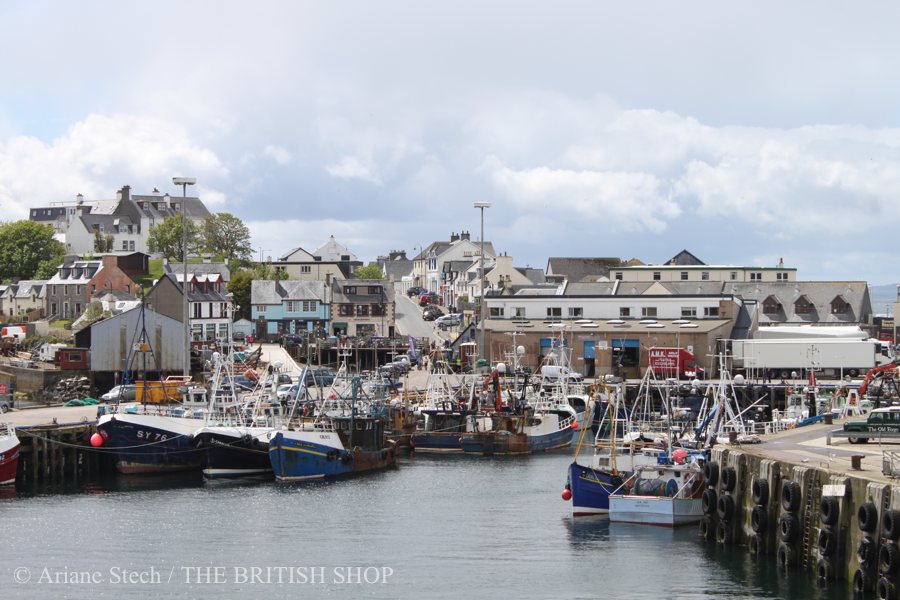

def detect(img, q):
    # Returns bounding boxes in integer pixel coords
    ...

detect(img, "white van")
[540,365,584,382]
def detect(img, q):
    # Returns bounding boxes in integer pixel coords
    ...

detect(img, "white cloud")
[0,114,229,216]
[324,156,382,185]
[263,145,292,166]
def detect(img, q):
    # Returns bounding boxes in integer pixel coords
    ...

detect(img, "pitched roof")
[545,257,622,282]
[383,259,413,281]
[664,250,706,266]
[314,236,358,262]
[165,261,231,282]
[725,281,872,325]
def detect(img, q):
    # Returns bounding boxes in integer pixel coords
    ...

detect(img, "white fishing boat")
[0,421,20,485]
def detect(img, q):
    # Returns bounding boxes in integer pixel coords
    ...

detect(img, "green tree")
[93,230,114,252]
[148,215,202,261]
[203,213,252,263]
[0,221,65,281]
[228,271,253,321]
[354,262,384,280]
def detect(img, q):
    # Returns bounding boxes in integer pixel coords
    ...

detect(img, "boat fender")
[698,516,714,541]
[858,536,877,565]
[242,434,253,445]
[750,506,767,533]
[715,520,732,545]
[853,569,872,595]
[721,467,737,492]
[819,496,839,526]
[884,509,900,540]
[326,450,340,462]
[751,478,769,506]
[781,481,802,513]
[703,462,719,487]
[776,542,795,568]
[859,502,879,533]
[341,451,354,464]
[816,558,833,582]
[878,576,897,600]
[880,542,900,575]
[717,494,735,521]
[777,512,799,543]
[817,529,837,558]
[701,489,718,516]
[748,533,763,555]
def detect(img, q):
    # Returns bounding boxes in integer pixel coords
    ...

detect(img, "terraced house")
[250,280,330,339]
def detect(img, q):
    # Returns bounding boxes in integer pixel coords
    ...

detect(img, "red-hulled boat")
[0,422,20,485]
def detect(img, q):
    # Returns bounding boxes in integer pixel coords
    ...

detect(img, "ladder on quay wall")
[801,470,819,570]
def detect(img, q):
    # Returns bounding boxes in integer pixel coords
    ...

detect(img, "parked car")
[232,331,246,341]
[423,305,443,321]
[101,384,138,403]
[406,286,427,297]
[276,384,307,402]
[305,367,337,387]
[435,313,462,330]
[539,365,585,382]
[844,406,900,443]
[419,292,441,306]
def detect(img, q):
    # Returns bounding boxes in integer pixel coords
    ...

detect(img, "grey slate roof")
[664,250,706,266]
[314,236,357,262]
[545,257,622,282]
[251,280,328,305]
[165,262,231,282]
[724,281,872,325]
[383,259,413,281]
[564,281,619,296]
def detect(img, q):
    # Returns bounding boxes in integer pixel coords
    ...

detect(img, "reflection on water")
[0,453,849,599]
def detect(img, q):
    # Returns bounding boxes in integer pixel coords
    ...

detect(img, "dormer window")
[794,295,814,315]
[762,295,782,315]
[831,296,851,315]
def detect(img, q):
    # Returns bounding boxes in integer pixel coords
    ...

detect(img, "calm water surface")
[2,453,847,599]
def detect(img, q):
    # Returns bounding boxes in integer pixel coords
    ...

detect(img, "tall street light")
[173,176,196,377]
[473,201,491,361]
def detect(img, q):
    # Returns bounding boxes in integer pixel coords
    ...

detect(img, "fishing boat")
[268,377,396,481]
[410,363,476,453]
[0,421,20,485]
[566,382,661,516]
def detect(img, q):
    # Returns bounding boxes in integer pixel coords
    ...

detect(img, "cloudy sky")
[2,1,899,284]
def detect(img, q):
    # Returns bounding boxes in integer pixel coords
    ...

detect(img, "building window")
[489,307,504,318]
[355,305,370,317]
[74,303,81,314]
[619,307,631,318]
[642,307,657,318]
[256,305,266,313]
[372,304,386,316]
[750,272,762,281]
[301,265,311,274]
[831,297,850,314]
[730,271,737,280]
[193,303,202,319]
[129,241,135,251]
[795,296,814,315]
[569,307,583,318]
[701,271,709,281]
[286,300,300,312]
[547,307,562,318]
[652,271,661,281]
[344,286,357,295]
[339,304,354,317]
[614,272,622,281]
[367,286,382,295]
[513,307,525,318]
[302,300,316,312]
[680,272,688,281]
[122,240,128,250]
[681,307,697,318]
[704,306,719,317]
[208,302,214,318]
[776,272,788,281]
[763,297,781,315]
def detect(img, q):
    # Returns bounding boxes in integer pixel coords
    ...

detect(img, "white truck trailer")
[731,338,890,379]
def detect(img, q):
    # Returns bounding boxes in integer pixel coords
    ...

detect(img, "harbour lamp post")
[473,202,491,361]
[173,176,196,377]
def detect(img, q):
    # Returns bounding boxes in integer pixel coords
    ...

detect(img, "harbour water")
[2,453,846,599]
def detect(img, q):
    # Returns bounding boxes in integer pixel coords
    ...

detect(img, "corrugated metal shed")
[89,306,185,373]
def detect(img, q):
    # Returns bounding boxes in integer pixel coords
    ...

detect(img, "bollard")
[851,454,865,470]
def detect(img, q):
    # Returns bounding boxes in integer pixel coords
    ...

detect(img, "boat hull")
[0,434,20,485]
[96,414,203,474]
[460,431,531,456]
[193,427,274,480]
[568,461,624,516]
[608,495,703,527]
[268,431,396,481]
[409,432,463,454]
[527,424,573,452]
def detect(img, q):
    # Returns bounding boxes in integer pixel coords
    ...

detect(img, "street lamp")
[173,176,196,377]
[473,201,491,361]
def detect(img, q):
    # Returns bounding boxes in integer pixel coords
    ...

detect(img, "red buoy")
[561,488,572,501]
[90,433,104,447]
[570,420,579,430]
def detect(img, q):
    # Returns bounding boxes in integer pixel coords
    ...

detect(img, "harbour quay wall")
[700,444,897,595]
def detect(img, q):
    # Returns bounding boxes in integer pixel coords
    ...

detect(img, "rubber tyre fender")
[751,506,767,533]
[704,462,719,487]
[699,516,714,541]
[877,576,897,600]
[885,509,900,541]
[859,536,878,566]
[751,478,769,506]
[880,542,900,576]
[717,494,736,521]
[748,533,763,556]
[778,512,799,543]
[721,467,737,493]
[241,434,253,445]
[854,568,873,595]
[715,520,732,545]
[860,502,879,533]
[701,488,718,516]
[820,496,840,527]
[816,557,834,582]
[776,542,795,568]
[340,451,354,464]
[818,528,837,558]
[781,480,802,512]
